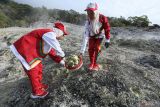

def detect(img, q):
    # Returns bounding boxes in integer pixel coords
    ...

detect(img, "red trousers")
[23,63,44,94]
[88,38,103,64]
[22,49,63,94]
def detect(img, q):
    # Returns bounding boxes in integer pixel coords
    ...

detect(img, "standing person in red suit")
[80,2,111,71]
[10,22,69,99]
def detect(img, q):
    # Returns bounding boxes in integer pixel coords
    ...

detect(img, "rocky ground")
[0,23,160,107]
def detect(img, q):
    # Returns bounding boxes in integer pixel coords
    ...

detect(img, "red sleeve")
[100,14,111,40]
[48,48,63,63]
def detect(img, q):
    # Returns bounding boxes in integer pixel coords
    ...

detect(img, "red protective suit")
[88,14,110,70]
[13,29,63,95]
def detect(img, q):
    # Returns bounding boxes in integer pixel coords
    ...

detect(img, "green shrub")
[0,0,152,28]
[0,11,10,27]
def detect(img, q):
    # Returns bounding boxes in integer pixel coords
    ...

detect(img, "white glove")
[60,59,65,66]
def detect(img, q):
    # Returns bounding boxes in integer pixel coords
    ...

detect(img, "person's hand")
[105,42,110,49]
[60,59,65,67]
[79,53,83,59]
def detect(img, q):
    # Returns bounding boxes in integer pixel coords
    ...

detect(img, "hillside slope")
[0,24,160,107]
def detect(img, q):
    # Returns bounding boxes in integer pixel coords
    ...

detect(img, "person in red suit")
[80,2,111,71]
[10,22,69,99]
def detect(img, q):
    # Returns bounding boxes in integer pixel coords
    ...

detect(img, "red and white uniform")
[10,28,65,95]
[80,14,110,54]
[10,29,65,70]
[81,2,111,71]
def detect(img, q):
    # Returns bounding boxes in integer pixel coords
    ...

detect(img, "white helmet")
[85,2,98,11]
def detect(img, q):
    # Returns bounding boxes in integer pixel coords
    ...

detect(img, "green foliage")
[9,2,33,20]
[0,0,10,4]
[0,10,10,27]
[0,0,152,28]
[0,0,33,27]
[109,17,128,27]
[128,15,150,27]
[48,9,86,25]
[108,15,150,27]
